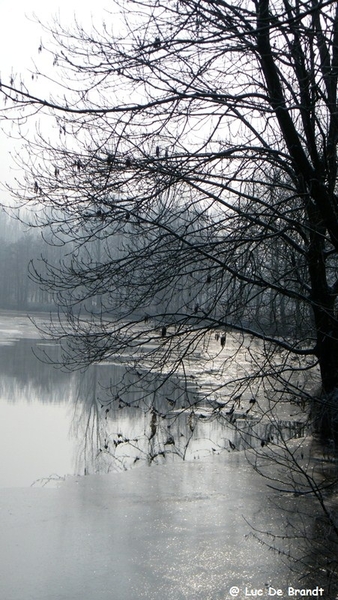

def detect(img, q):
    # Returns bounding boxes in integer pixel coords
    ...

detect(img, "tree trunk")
[304,197,338,441]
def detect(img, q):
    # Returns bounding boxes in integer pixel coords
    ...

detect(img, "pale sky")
[0,0,113,200]
[0,0,113,73]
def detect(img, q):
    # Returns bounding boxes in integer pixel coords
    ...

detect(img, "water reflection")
[0,337,78,487]
[0,332,235,486]
[71,362,228,476]
[0,314,336,593]
[0,338,77,404]
[0,331,311,486]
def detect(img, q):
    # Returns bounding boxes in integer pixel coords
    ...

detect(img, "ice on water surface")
[0,456,290,600]
[0,312,328,599]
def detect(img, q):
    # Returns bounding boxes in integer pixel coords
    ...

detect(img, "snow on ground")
[0,454,295,600]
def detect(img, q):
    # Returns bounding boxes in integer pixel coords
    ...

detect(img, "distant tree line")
[0,210,61,310]
[0,199,306,331]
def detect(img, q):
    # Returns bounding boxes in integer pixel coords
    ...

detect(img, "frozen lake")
[0,311,310,488]
[0,312,77,487]
[0,312,237,487]
[0,454,300,600]
[0,311,335,598]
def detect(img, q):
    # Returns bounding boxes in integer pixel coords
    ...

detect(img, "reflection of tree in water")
[72,363,338,592]
[72,353,251,475]
[72,363,208,473]
[71,345,314,470]
[72,366,107,475]
[0,338,76,404]
[68,334,337,592]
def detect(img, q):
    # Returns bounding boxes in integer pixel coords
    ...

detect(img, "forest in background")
[0,209,61,310]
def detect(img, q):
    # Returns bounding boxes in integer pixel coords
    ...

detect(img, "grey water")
[0,311,336,598]
[0,313,75,487]
[0,306,318,493]
[0,311,236,487]
[0,311,309,488]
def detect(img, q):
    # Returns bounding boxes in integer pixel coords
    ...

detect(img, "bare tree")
[1,0,338,586]
[2,0,338,427]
